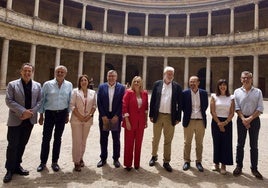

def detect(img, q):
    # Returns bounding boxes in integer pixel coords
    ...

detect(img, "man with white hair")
[37,65,73,172]
[149,66,182,172]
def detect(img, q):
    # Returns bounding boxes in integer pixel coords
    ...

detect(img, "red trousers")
[124,127,145,168]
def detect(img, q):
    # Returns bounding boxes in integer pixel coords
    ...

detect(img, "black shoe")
[149,156,158,166]
[233,166,242,176]
[15,166,29,176]
[51,163,60,172]
[125,167,132,171]
[97,160,106,168]
[183,162,190,171]
[3,171,12,183]
[163,163,172,172]
[196,162,204,172]
[113,160,120,168]
[37,163,46,172]
[251,169,263,180]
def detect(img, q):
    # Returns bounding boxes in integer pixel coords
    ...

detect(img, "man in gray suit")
[3,63,42,183]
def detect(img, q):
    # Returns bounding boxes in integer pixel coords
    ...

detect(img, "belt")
[159,112,171,115]
[191,118,202,120]
[47,109,67,113]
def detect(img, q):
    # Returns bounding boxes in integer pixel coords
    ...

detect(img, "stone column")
[186,13,190,37]
[253,55,259,87]
[206,57,211,93]
[121,54,126,84]
[184,57,189,89]
[165,14,169,37]
[103,9,108,32]
[230,7,234,34]
[81,4,86,29]
[164,57,168,68]
[0,39,9,89]
[6,0,12,9]
[59,0,64,25]
[142,56,147,89]
[30,44,36,78]
[124,12,129,35]
[229,56,234,94]
[254,2,259,30]
[78,51,84,76]
[100,53,105,83]
[208,11,212,36]
[34,0,40,17]
[55,48,61,67]
[145,13,149,36]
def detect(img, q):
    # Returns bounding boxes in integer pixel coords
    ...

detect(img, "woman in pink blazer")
[122,76,148,171]
[70,75,96,171]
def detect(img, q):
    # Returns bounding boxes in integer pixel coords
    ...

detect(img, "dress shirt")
[234,86,264,116]
[159,82,172,114]
[190,89,203,119]
[108,83,115,112]
[39,78,73,113]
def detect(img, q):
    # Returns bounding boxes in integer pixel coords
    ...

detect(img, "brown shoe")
[251,169,263,180]
[74,163,81,172]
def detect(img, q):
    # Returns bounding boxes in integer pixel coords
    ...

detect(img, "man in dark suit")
[149,66,182,172]
[97,70,125,168]
[182,76,208,172]
[3,63,42,183]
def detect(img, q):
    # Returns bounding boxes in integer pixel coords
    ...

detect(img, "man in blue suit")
[3,63,42,183]
[182,76,208,172]
[97,70,125,168]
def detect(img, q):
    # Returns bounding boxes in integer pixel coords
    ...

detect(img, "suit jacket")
[97,82,125,126]
[70,88,97,126]
[149,80,182,126]
[122,89,148,130]
[182,88,208,128]
[5,78,42,126]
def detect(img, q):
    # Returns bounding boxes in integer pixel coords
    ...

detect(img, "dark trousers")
[99,124,121,161]
[211,117,233,165]
[236,116,260,170]
[5,121,33,172]
[40,109,67,164]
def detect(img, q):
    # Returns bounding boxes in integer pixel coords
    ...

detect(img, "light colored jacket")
[70,88,97,125]
[5,79,42,126]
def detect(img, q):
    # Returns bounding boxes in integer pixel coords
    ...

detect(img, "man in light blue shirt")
[233,71,264,180]
[37,65,73,172]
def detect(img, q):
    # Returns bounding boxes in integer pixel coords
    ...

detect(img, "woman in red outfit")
[122,76,148,171]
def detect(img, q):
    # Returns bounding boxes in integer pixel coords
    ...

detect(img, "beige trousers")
[152,113,175,163]
[183,119,205,163]
[71,122,91,163]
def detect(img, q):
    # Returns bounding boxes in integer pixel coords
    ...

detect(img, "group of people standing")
[3,63,264,184]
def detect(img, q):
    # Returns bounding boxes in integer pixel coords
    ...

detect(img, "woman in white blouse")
[210,79,235,175]
[70,75,96,171]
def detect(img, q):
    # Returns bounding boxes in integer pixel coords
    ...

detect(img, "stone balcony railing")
[1,7,268,49]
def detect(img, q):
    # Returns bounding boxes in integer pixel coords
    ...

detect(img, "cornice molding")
[74,0,260,14]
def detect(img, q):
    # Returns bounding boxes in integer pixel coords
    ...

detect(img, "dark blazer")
[97,82,125,126]
[5,78,42,126]
[182,88,208,128]
[149,80,182,126]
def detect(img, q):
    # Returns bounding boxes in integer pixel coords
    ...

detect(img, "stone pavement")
[0,89,268,188]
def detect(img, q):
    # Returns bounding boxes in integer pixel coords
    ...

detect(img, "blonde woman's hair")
[130,76,143,91]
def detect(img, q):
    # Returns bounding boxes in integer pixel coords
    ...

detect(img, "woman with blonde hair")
[122,76,148,171]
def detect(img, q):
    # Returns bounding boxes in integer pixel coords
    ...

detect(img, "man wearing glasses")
[233,71,264,180]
